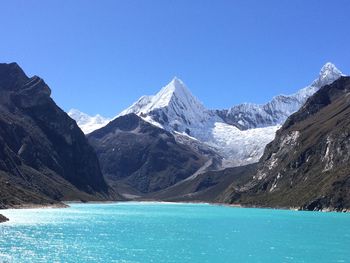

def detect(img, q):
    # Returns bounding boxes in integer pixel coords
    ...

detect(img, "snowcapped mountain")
[311,62,344,88]
[217,62,344,130]
[118,78,278,167]
[119,77,221,137]
[117,62,344,167]
[70,62,345,168]
[68,109,110,134]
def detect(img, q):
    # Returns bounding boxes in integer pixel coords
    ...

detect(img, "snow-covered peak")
[120,77,204,114]
[166,77,187,94]
[312,62,344,88]
[68,109,110,134]
[149,76,199,109]
[118,77,217,135]
[320,62,342,77]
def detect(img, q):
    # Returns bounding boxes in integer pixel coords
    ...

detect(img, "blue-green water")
[1,202,350,263]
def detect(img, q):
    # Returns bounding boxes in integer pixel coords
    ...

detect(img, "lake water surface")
[0,202,349,262]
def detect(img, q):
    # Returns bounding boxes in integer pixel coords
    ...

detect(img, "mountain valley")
[0,61,349,212]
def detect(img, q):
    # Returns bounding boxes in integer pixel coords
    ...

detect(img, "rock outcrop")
[0,214,9,223]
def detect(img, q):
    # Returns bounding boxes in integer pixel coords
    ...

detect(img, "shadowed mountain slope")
[0,63,118,208]
[88,113,209,197]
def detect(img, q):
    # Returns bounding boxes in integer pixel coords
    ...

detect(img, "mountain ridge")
[217,62,344,130]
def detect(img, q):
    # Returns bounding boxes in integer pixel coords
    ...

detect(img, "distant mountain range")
[70,62,344,167]
[67,62,348,204]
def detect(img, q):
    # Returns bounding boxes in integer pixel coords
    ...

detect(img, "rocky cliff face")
[88,113,208,197]
[146,163,257,202]
[0,63,116,208]
[222,76,350,211]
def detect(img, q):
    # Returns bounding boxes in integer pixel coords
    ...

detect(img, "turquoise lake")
[0,202,350,263]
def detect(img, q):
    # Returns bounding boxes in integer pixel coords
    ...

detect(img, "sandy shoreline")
[0,202,68,211]
[0,202,68,223]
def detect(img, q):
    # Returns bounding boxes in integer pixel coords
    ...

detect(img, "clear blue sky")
[1,0,349,117]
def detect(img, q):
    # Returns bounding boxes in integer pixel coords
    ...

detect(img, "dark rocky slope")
[88,113,208,197]
[145,163,257,202]
[221,76,350,211]
[0,63,117,208]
